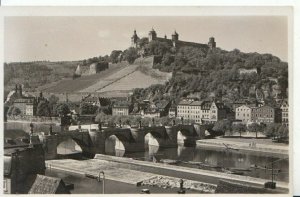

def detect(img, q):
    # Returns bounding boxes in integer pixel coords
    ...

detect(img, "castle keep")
[131,28,216,50]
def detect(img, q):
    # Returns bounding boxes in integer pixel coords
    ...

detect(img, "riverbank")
[46,155,289,193]
[45,159,216,193]
[196,138,288,156]
[93,154,288,191]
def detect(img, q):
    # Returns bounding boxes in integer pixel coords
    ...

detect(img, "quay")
[196,138,289,156]
[46,154,289,193]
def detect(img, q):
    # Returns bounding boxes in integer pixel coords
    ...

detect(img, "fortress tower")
[148,28,157,42]
[171,30,179,42]
[131,30,139,48]
[208,37,216,50]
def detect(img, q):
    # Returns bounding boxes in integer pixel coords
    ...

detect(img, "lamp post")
[97,171,105,194]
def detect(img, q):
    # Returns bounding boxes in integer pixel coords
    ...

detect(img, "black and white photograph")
[1,5,295,195]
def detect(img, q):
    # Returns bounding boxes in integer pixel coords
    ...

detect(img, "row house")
[280,100,289,126]
[177,100,226,124]
[235,105,253,124]
[112,103,131,116]
[235,104,282,124]
[13,97,38,116]
[251,105,281,124]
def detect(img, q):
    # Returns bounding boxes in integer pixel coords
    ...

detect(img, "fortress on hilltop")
[131,28,216,51]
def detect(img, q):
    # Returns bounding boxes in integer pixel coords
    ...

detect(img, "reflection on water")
[7,121,288,183]
[124,145,289,182]
[59,138,288,182]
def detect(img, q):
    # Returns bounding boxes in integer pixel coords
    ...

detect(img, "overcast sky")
[4,16,288,62]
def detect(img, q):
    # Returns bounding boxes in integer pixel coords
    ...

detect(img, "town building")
[112,103,131,116]
[235,105,253,124]
[168,105,177,118]
[4,137,45,194]
[189,101,203,124]
[280,100,289,126]
[177,99,226,124]
[8,84,42,116]
[251,105,281,124]
[177,100,193,121]
[29,175,71,194]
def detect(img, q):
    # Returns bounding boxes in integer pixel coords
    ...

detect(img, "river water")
[57,139,288,183]
[5,122,289,183]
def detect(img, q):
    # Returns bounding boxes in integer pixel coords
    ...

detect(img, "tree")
[248,123,263,138]
[110,50,122,63]
[277,125,289,138]
[36,101,51,117]
[123,47,138,64]
[80,103,98,115]
[212,120,232,136]
[232,123,246,137]
[12,107,21,116]
[48,95,59,115]
[55,103,70,117]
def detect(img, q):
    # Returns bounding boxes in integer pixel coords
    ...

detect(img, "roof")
[201,101,212,110]
[4,137,30,150]
[14,97,35,103]
[178,100,193,105]
[190,101,203,106]
[29,175,69,194]
[83,96,100,103]
[155,100,170,109]
[215,102,225,109]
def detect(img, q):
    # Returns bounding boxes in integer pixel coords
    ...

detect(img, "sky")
[4,16,288,62]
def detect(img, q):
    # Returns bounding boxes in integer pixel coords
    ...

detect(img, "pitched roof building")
[29,175,70,194]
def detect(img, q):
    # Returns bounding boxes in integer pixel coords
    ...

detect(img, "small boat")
[222,168,244,175]
[250,164,281,171]
[223,143,239,151]
[160,159,180,165]
[182,161,204,165]
[230,167,251,172]
[198,163,222,169]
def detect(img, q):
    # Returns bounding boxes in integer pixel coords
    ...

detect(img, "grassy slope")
[41,57,171,94]
[38,61,128,93]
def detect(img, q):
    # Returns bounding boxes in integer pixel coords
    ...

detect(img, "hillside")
[34,56,171,95]
[132,46,288,105]
[4,61,81,94]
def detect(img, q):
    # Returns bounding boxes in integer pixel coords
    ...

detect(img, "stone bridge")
[38,124,212,160]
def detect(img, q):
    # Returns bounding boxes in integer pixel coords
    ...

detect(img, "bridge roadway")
[38,124,211,159]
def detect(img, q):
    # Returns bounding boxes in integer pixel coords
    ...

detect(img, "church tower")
[208,37,216,50]
[131,30,139,48]
[148,28,157,42]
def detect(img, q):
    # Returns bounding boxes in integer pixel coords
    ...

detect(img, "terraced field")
[39,62,128,93]
[41,56,171,95]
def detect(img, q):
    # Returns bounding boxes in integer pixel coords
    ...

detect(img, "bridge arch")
[104,128,135,156]
[56,135,94,158]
